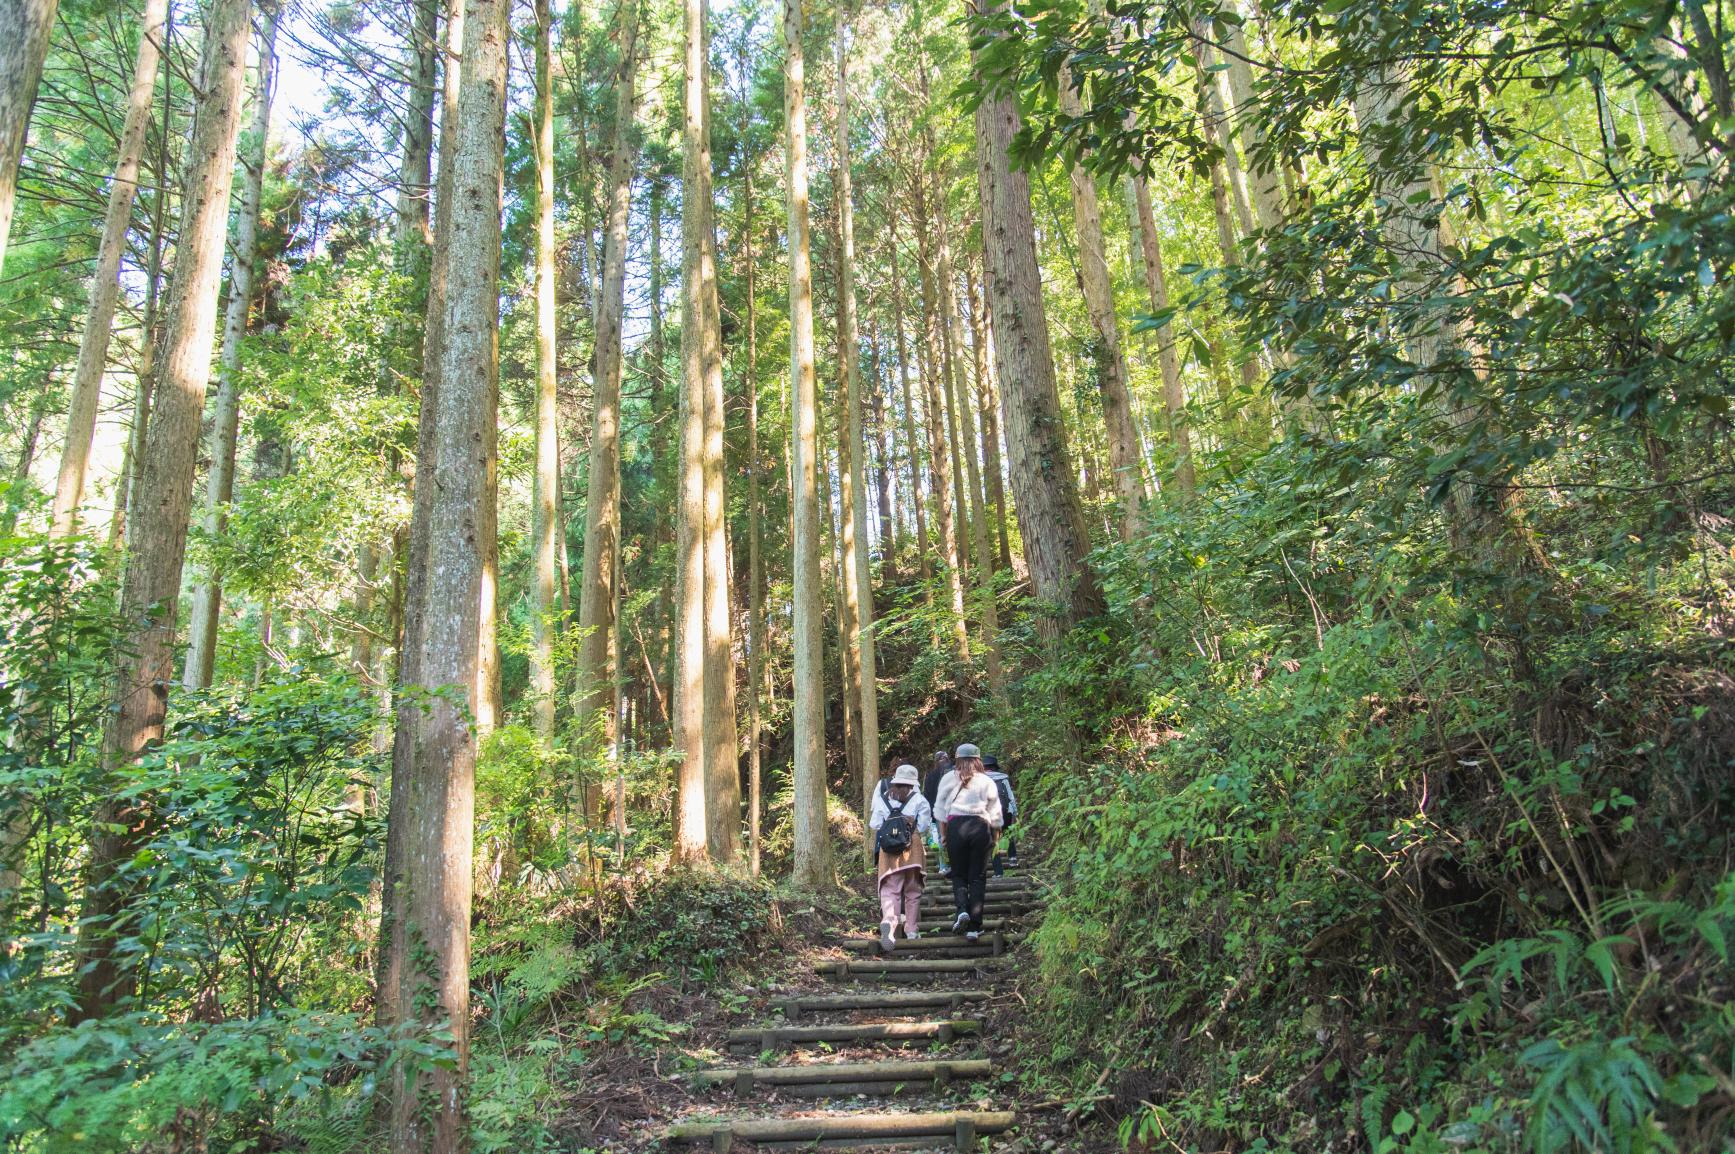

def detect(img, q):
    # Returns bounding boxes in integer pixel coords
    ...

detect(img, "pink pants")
[878,868,924,935]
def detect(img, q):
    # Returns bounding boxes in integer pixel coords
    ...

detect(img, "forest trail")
[665,872,1039,1150]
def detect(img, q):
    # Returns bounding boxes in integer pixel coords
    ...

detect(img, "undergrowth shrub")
[1010,440,1735,1153]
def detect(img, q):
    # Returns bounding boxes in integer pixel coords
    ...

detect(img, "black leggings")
[946,816,994,930]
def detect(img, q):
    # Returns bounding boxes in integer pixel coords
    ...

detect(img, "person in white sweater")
[933,742,1002,939]
[869,763,934,951]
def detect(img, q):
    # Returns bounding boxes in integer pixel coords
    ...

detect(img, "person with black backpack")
[869,763,935,951]
[934,743,1003,940]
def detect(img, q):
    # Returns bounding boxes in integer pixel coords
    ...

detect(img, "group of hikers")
[867,743,1019,952]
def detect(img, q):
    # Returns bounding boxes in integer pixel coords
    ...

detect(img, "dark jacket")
[923,760,951,808]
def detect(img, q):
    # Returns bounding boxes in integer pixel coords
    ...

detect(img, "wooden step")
[772,990,989,1021]
[691,1057,991,1096]
[841,931,1023,957]
[667,1108,1017,1150]
[727,1020,979,1051]
[819,957,1003,981]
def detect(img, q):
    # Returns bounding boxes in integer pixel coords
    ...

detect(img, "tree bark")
[674,0,712,863]
[1058,71,1145,538]
[183,1,280,691]
[834,18,881,867]
[912,183,969,661]
[109,123,171,552]
[742,83,764,877]
[50,0,169,537]
[888,217,931,587]
[971,8,1103,631]
[784,0,830,890]
[377,0,459,1068]
[968,271,1013,568]
[382,0,507,1146]
[71,0,254,1022]
[1128,175,1195,496]
[0,0,58,276]
[699,167,741,862]
[529,0,562,741]
[1353,62,1545,575]
[574,0,639,752]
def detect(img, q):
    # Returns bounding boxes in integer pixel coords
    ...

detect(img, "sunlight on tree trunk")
[381,0,508,1145]
[50,0,169,537]
[0,0,58,277]
[183,2,281,691]
[72,0,255,1023]
[785,0,830,891]
[575,0,640,756]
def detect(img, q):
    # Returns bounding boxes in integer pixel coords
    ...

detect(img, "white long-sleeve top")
[934,770,1003,830]
[869,785,934,836]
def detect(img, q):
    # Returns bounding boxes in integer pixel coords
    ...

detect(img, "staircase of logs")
[667,870,1039,1150]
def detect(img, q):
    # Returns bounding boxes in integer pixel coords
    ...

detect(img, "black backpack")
[992,775,1016,831]
[876,781,916,856]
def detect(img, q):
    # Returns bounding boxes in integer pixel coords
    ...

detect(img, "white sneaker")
[952,911,969,933]
[879,921,896,952]
[906,929,921,941]
[965,930,981,942]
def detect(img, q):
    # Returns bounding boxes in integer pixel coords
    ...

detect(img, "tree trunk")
[1058,72,1145,538]
[834,19,881,868]
[691,0,740,865]
[574,0,639,752]
[183,2,280,691]
[1128,175,1195,496]
[955,264,1005,697]
[889,218,931,588]
[377,0,460,1066]
[697,90,739,864]
[50,0,169,536]
[912,183,970,662]
[1353,63,1546,577]
[380,0,506,1146]
[742,86,764,877]
[529,0,561,741]
[109,142,171,551]
[71,0,254,1022]
[971,10,1103,632]
[968,272,1013,567]
[867,323,895,561]
[0,0,58,276]
[784,0,830,890]
[674,0,712,863]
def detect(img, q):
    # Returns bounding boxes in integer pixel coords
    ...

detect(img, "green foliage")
[1009,452,1735,1150]
[0,1009,455,1154]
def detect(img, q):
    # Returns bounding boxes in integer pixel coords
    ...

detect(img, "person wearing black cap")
[983,754,1019,873]
[933,742,1003,939]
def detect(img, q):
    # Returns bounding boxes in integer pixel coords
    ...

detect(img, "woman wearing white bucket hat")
[869,763,934,951]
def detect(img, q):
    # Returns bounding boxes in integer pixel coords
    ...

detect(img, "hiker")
[934,742,1002,940]
[984,754,1019,874]
[869,763,935,952]
[923,750,952,876]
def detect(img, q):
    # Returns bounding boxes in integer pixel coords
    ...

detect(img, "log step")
[691,1057,991,1094]
[772,990,989,1021]
[666,1108,1017,1150]
[727,1020,979,1051]
[819,958,1004,981]
[842,932,1023,956]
